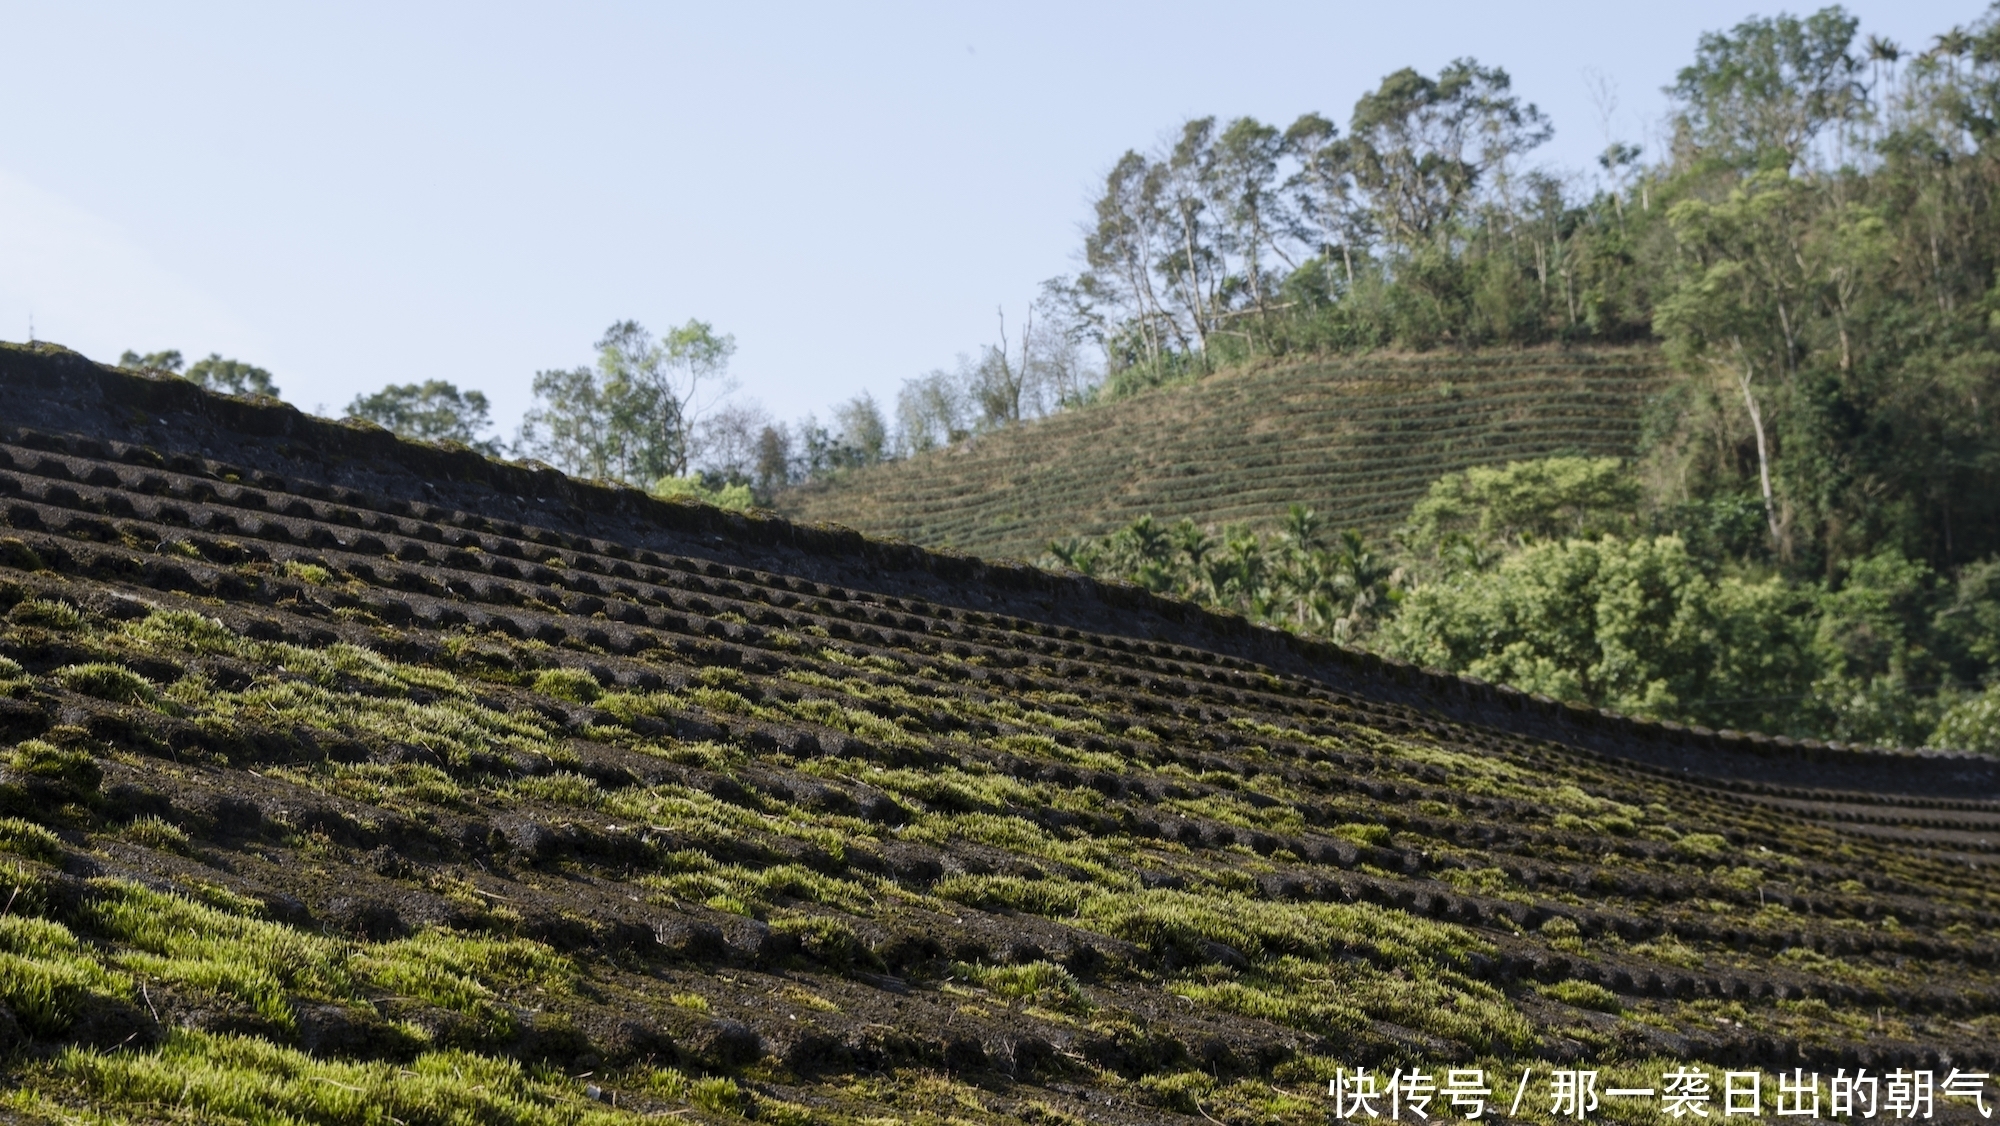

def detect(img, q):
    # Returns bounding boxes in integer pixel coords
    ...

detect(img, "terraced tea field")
[0,342,1997,1125]
[781,349,1670,559]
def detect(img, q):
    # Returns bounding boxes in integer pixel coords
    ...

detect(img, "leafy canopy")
[116,350,184,374]
[1379,533,1814,726]
[1402,456,1639,560]
[1669,7,1865,169]
[1349,59,1553,250]
[346,380,499,455]
[117,350,278,399]
[185,354,280,399]
[518,319,736,485]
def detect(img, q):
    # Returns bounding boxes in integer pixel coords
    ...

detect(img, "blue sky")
[0,1,1977,440]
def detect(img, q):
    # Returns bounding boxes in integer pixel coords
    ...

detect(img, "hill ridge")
[2,343,1984,790]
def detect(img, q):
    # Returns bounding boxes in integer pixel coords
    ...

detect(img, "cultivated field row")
[783,350,1669,558]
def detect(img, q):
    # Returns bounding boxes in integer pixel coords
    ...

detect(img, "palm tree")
[1279,504,1325,555]
[1330,528,1400,638]
[1280,548,1333,627]
[1932,27,1971,81]
[1122,514,1170,565]
[1172,519,1218,601]
[1045,537,1101,577]
[1865,34,1902,74]
[1221,531,1265,605]
[1863,35,1902,138]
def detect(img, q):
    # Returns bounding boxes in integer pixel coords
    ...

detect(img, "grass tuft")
[55,663,157,706]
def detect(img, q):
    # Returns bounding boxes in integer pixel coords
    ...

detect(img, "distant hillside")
[780,348,1670,560]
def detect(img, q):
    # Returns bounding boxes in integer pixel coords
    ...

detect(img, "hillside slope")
[780,348,1669,560]
[0,342,1996,1124]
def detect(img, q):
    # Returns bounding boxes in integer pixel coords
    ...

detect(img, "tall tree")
[831,393,889,466]
[184,354,280,398]
[518,319,736,485]
[1669,8,1865,169]
[1082,150,1174,369]
[1282,113,1367,289]
[1157,118,1223,357]
[1348,59,1552,254]
[346,380,499,454]
[1210,117,1294,321]
[118,350,184,374]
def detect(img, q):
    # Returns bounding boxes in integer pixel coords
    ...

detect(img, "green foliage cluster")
[118,350,279,399]
[519,319,737,486]
[1048,456,2000,750]
[1048,506,1396,645]
[647,474,754,512]
[345,380,501,455]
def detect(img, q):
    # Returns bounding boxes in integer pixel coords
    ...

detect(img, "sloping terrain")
[780,349,1669,560]
[0,342,1996,1125]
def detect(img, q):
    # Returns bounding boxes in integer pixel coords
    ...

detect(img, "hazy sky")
[0,1,1977,441]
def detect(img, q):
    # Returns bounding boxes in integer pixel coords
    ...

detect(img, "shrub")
[0,538,45,571]
[691,1076,746,1114]
[123,815,196,854]
[1932,682,2000,753]
[772,915,879,971]
[935,873,1087,917]
[282,560,333,585]
[1539,915,1586,953]
[1332,822,1389,846]
[960,960,1093,1014]
[0,915,134,1033]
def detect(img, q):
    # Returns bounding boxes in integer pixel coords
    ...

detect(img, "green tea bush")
[1541,979,1622,1012]
[122,816,195,855]
[0,915,133,1034]
[772,914,879,971]
[532,667,602,704]
[124,609,240,656]
[0,816,64,862]
[959,960,1093,1014]
[5,740,103,802]
[8,598,83,630]
[1674,833,1729,860]
[55,663,157,706]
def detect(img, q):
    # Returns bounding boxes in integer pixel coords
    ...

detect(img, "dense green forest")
[113,4,2000,751]
[1046,456,2000,753]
